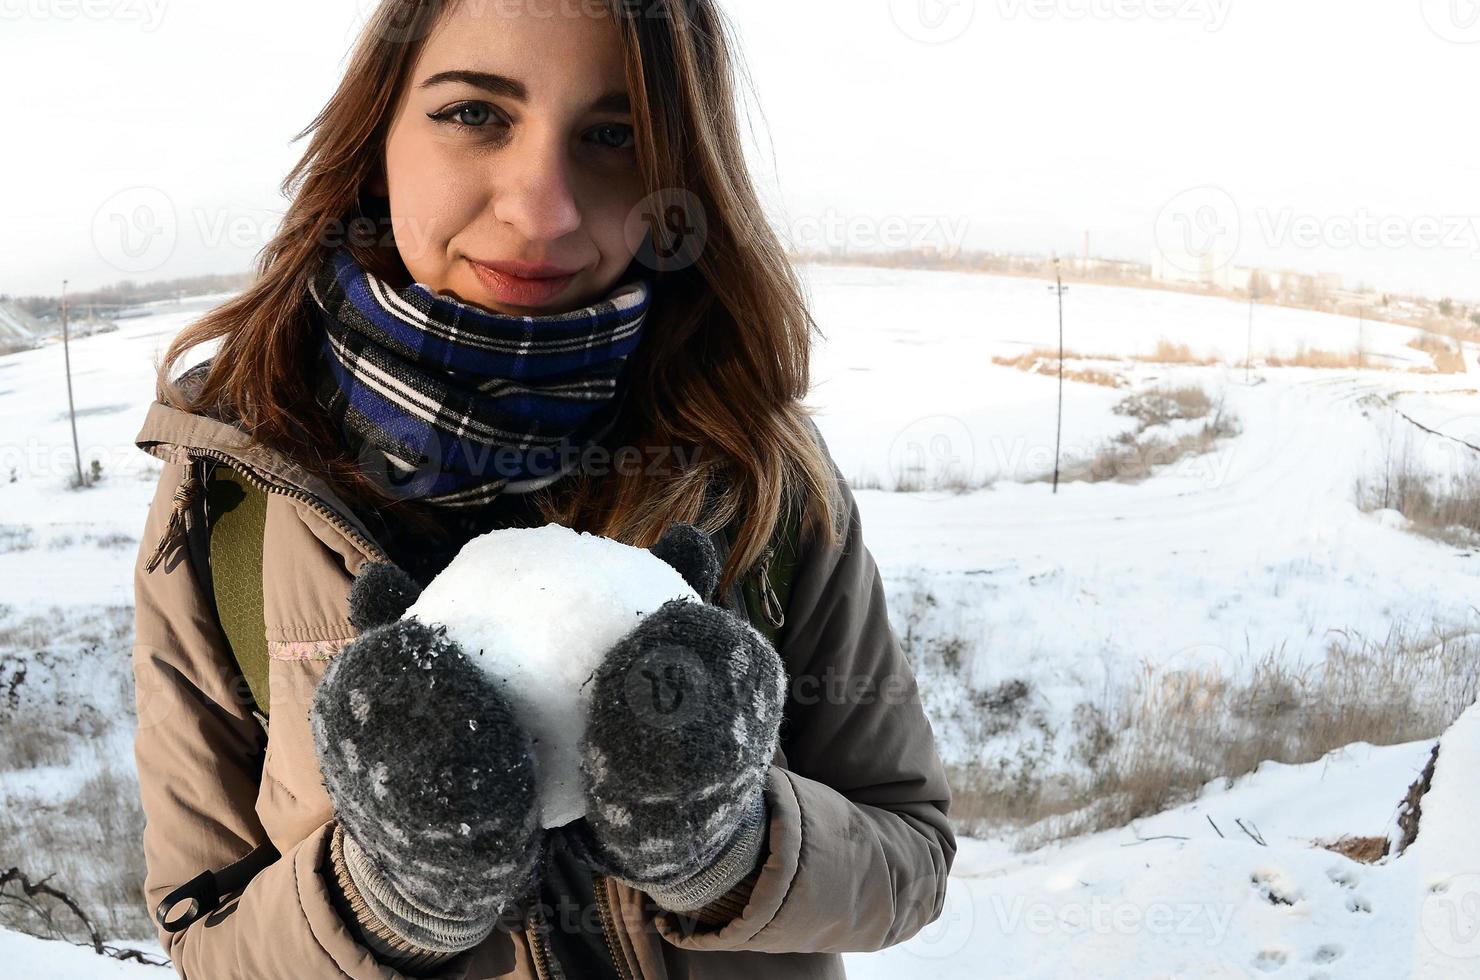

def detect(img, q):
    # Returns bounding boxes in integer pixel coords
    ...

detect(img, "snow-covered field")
[2,266,1478,976]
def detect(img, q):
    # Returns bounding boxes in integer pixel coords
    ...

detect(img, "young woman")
[131,1,955,977]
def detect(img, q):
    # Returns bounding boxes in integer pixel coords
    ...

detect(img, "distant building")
[1151,246,1244,291]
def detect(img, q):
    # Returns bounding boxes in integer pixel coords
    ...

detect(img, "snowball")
[403,522,700,828]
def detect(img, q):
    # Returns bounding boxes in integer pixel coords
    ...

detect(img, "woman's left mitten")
[576,598,786,894]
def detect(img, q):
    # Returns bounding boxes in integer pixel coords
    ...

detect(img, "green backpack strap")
[731,499,802,650]
[203,462,272,720]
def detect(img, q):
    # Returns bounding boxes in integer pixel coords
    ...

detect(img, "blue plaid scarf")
[307,248,651,507]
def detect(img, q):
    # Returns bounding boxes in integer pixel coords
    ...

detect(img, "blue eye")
[427,102,500,130]
[590,123,636,152]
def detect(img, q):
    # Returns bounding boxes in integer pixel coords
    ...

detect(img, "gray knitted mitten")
[310,563,546,941]
[571,524,787,904]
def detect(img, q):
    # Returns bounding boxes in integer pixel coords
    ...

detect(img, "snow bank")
[1406,701,1480,977]
[0,928,161,977]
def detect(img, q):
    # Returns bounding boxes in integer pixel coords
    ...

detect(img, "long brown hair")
[154,0,843,598]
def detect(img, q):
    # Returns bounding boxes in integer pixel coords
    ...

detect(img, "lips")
[466,258,581,308]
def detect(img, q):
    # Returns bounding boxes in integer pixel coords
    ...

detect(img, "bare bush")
[1114,385,1213,428]
[0,742,152,943]
[1407,333,1466,374]
[1041,387,1240,485]
[1354,425,1480,546]
[944,621,1480,845]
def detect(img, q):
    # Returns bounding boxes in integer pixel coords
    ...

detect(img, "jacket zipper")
[143,447,392,573]
[526,901,561,980]
[591,871,637,980]
[148,444,648,978]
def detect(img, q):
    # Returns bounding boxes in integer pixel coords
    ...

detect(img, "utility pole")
[1048,258,1069,494]
[1358,307,1366,370]
[1245,289,1255,384]
[61,279,84,488]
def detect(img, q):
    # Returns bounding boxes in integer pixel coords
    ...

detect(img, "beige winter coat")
[130,386,957,979]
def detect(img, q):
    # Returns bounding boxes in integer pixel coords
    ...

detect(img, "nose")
[491,127,584,244]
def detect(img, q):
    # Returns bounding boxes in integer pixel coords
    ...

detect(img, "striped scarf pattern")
[307,248,651,507]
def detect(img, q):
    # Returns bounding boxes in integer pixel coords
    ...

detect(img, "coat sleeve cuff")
[629,788,768,917]
[324,822,495,975]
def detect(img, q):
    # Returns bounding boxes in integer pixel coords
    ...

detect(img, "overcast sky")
[2,0,1477,300]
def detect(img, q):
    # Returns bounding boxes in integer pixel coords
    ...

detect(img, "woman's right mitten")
[310,604,546,940]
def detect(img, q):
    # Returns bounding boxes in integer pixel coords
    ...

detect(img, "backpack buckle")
[154,841,281,933]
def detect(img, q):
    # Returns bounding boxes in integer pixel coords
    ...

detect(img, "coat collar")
[134,365,750,616]
[134,365,385,572]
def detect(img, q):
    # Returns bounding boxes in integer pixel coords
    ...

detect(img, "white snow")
[405,523,699,828]
[0,928,163,977]
[846,731,1480,979]
[2,270,1478,974]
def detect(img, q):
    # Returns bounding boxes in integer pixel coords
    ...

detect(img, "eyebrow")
[419,70,631,113]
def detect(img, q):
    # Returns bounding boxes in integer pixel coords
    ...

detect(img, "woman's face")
[377,3,645,315]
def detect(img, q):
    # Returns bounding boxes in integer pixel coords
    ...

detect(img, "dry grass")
[1042,385,1240,485]
[0,716,73,770]
[1115,386,1213,428]
[0,739,151,942]
[1264,344,1366,370]
[1132,338,1219,366]
[992,335,1223,382]
[0,525,36,554]
[991,348,1128,388]
[1407,333,1467,374]
[944,620,1480,845]
[0,604,149,942]
[1354,431,1480,546]
[1316,835,1389,863]
[851,466,993,495]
